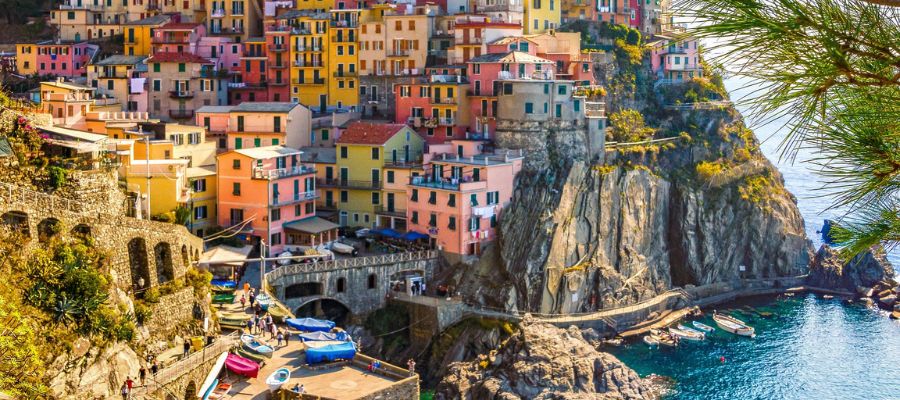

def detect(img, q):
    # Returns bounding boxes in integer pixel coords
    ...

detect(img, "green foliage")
[143,287,161,303]
[47,166,68,190]
[0,295,46,398]
[695,160,725,182]
[738,173,782,204]
[134,301,152,325]
[185,267,212,294]
[614,39,643,65]
[608,109,656,142]
[174,205,191,226]
[680,0,900,257]
[151,212,174,223]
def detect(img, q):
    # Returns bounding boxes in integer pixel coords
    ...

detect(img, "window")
[473,64,480,74]
[193,205,208,220]
[428,191,437,205]
[371,192,380,205]
[340,190,348,202]
[470,193,478,206]
[271,208,281,221]
[235,138,243,149]
[574,100,581,112]
[107,80,114,90]
[367,274,377,289]
[274,116,281,132]
[193,178,206,192]
[232,182,241,195]
[270,232,282,245]
[428,213,437,227]
[395,20,402,30]
[254,138,261,147]
[487,191,500,205]
[448,193,456,207]
[371,148,379,160]
[448,216,456,230]
[469,216,481,231]
[272,138,279,146]
[491,215,498,228]
[558,85,567,95]
[556,104,562,118]
[232,159,241,169]
[503,83,513,95]
[411,189,418,202]
[153,80,161,91]
[336,277,346,293]
[178,63,186,72]
[533,0,541,8]
[321,129,329,141]
[306,202,314,214]
[387,170,395,183]
[340,146,348,158]
[525,103,534,114]
[237,116,244,132]
[411,211,419,224]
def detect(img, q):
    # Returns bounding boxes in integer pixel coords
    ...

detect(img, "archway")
[1,211,30,237]
[181,244,189,268]
[154,242,175,284]
[284,282,323,299]
[128,238,151,293]
[295,298,350,326]
[184,380,197,399]
[37,218,62,243]
[71,223,92,242]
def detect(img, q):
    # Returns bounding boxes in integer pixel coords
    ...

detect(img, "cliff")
[449,89,812,315]
[435,317,660,399]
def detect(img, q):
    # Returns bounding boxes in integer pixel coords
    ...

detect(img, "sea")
[605,77,900,400]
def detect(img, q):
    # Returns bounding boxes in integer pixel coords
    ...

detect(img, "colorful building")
[406,143,524,256]
[216,146,334,253]
[20,41,100,78]
[281,10,331,110]
[328,9,361,110]
[38,79,98,128]
[561,0,597,22]
[647,32,702,82]
[123,14,173,56]
[448,15,522,64]
[230,37,271,104]
[394,72,472,144]
[51,1,127,41]
[87,55,150,113]
[474,0,524,25]
[196,102,313,151]
[206,0,263,41]
[330,122,425,227]
[466,51,553,136]
[523,0,561,33]
[15,43,38,75]
[146,52,224,121]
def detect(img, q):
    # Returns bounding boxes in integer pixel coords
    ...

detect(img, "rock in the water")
[879,295,897,308]
[435,320,659,399]
[807,245,896,293]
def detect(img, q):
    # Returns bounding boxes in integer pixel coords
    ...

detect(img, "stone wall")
[145,287,201,337]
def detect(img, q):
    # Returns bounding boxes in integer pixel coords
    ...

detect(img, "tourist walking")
[183,339,191,357]
[407,359,416,376]
[125,376,134,393]
[276,330,284,347]
[240,294,246,309]
[120,382,129,400]
[259,317,268,336]
[138,366,146,386]
[151,360,159,375]
[270,322,277,339]
[249,289,256,307]
[284,329,290,345]
[246,318,254,333]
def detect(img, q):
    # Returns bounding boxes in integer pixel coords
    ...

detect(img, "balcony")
[97,72,129,79]
[387,49,411,57]
[169,109,195,119]
[293,60,323,68]
[459,37,484,45]
[270,62,288,69]
[294,45,322,52]
[228,82,268,89]
[476,3,523,12]
[269,80,289,86]
[374,205,406,218]
[212,26,244,35]
[409,175,486,192]
[430,97,456,105]
[253,165,316,180]
[333,71,357,78]
[330,19,358,28]
[317,178,381,190]
[384,158,423,168]
[585,101,606,118]
[330,35,354,43]
[231,8,245,16]
[272,191,318,206]
[270,44,288,53]
[293,78,326,85]
[152,35,190,44]
[169,90,195,99]
[437,117,456,126]
[210,8,226,17]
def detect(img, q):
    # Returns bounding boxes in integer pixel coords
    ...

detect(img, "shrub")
[185,267,212,293]
[608,109,656,142]
[143,287,161,303]
[734,148,752,163]
[695,161,725,181]
[151,213,174,223]
[134,302,152,325]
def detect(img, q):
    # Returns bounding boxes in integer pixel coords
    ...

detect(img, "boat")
[712,313,756,337]
[219,312,247,326]
[266,304,291,322]
[297,331,350,342]
[286,317,336,332]
[237,347,268,365]
[823,295,834,300]
[224,353,260,378]
[240,334,274,358]
[212,292,236,304]
[692,321,715,332]
[643,335,659,346]
[649,329,677,346]
[210,279,237,292]
[331,241,358,256]
[198,353,228,400]
[265,368,291,392]
[305,341,356,364]
[669,326,705,341]
[256,293,273,311]
[207,383,232,400]
[676,324,707,338]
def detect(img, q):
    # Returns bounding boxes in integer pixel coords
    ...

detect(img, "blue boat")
[286,317,335,332]
[256,293,273,311]
[240,334,274,358]
[210,279,237,292]
[297,331,350,342]
[305,342,356,364]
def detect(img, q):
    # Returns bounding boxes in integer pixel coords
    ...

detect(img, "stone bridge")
[0,177,203,293]
[265,250,440,321]
[133,333,239,400]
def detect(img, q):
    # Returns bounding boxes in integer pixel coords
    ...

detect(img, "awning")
[283,217,340,235]
[371,228,402,238]
[199,245,253,267]
[401,231,429,241]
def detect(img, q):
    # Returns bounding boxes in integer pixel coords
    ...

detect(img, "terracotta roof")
[337,122,410,145]
[148,52,213,64]
[158,22,202,30]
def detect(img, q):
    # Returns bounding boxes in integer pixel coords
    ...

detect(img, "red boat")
[225,353,260,378]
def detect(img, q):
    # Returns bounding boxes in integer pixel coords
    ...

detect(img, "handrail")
[132,332,239,395]
[266,250,438,283]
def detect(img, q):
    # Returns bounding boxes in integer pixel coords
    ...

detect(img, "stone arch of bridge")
[154,241,175,284]
[37,217,62,243]
[1,210,30,237]
[285,281,324,299]
[128,237,151,292]
[294,296,352,326]
[71,223,92,241]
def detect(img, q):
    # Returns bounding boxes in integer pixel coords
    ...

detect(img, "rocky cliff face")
[451,104,812,314]
[435,317,660,399]
[807,244,896,295]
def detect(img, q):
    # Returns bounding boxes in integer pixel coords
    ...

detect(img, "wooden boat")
[669,326,705,341]
[676,324,707,338]
[266,304,291,323]
[692,321,715,332]
[713,313,756,337]
[265,368,291,392]
[236,347,267,365]
[224,353,259,378]
[240,334,274,358]
[649,329,677,346]
[331,241,357,255]
[212,293,235,304]
[256,293,273,311]
[643,335,659,346]
[207,382,232,400]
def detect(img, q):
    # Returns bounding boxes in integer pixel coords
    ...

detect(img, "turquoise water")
[609,294,900,399]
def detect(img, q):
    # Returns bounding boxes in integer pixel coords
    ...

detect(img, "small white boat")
[643,335,659,346]
[692,321,715,333]
[823,295,834,300]
[649,329,678,346]
[240,334,274,358]
[265,368,291,392]
[669,326,705,341]
[330,241,358,255]
[712,313,756,337]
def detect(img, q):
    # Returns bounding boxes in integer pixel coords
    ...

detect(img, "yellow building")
[15,43,37,75]
[294,0,332,12]
[523,0,561,33]
[87,55,149,113]
[51,4,127,42]
[123,14,172,56]
[187,166,217,237]
[328,9,360,109]
[281,11,330,110]
[206,0,261,42]
[332,122,424,227]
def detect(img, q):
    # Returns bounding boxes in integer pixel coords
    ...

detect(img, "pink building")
[466,51,552,137]
[406,142,524,257]
[151,22,207,55]
[34,41,99,78]
[648,33,702,82]
[216,146,338,254]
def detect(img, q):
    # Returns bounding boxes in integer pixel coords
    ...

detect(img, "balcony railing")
[293,78,326,85]
[270,62,288,69]
[333,71,357,78]
[374,205,406,217]
[330,19,358,28]
[152,36,190,44]
[253,166,316,180]
[331,35,354,43]
[387,49,411,57]
[169,90,194,99]
[269,80,289,86]
[430,97,456,105]
[437,117,455,126]
[169,110,195,119]
[384,158,423,168]
[210,8,226,17]
[294,45,322,52]
[293,60,324,67]
[228,82,268,89]
[409,175,486,191]
[459,37,484,45]
[316,178,381,190]
[272,191,318,205]
[270,44,288,52]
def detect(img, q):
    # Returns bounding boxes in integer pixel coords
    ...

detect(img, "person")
[284,329,290,345]
[120,382,129,400]
[243,282,250,297]
[259,317,267,336]
[151,361,159,375]
[183,339,191,357]
[271,322,277,339]
[276,330,284,347]
[246,318,254,333]
[249,291,256,308]
[138,366,146,386]
[298,385,305,394]
[125,376,134,393]
[407,359,416,376]
[240,294,246,309]
[291,383,301,393]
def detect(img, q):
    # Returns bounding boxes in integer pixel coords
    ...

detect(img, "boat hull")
[713,314,756,337]
[265,368,291,392]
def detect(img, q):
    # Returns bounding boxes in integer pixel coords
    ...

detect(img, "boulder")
[891,311,900,320]
[879,295,897,308]
[807,245,896,293]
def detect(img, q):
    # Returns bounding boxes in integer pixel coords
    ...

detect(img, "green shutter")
[272,138,279,146]
[235,138,242,149]
[153,63,160,72]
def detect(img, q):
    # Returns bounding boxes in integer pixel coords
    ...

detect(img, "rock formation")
[435,317,659,400]
[807,244,897,300]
